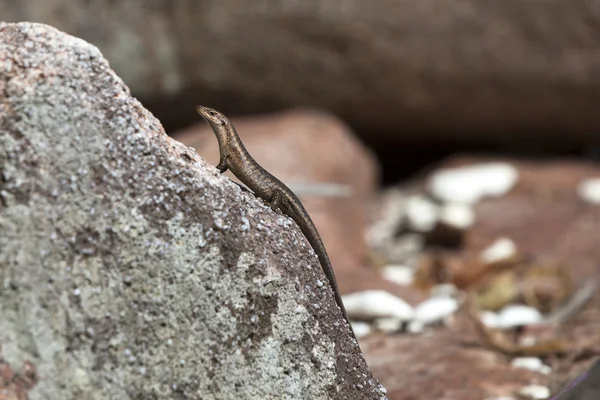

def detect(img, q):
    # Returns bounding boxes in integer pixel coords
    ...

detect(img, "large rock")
[2,1,600,146]
[0,22,385,400]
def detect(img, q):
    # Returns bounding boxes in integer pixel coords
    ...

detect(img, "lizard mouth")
[196,105,209,117]
[196,105,218,121]
[196,105,227,127]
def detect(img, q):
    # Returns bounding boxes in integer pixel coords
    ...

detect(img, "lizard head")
[196,105,230,129]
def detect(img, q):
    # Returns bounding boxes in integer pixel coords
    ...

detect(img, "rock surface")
[0,22,385,400]
[3,1,600,145]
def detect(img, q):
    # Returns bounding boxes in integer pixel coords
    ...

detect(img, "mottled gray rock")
[2,1,600,146]
[0,22,385,400]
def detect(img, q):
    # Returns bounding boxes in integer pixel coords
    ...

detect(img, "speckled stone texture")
[0,22,386,400]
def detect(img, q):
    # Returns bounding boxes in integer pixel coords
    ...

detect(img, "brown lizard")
[196,105,356,339]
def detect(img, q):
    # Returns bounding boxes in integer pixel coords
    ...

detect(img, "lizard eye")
[208,111,216,117]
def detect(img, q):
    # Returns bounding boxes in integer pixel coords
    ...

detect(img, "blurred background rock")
[4,0,600,180]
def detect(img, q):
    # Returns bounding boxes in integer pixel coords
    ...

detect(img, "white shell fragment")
[511,357,542,371]
[439,203,475,230]
[577,178,600,204]
[342,290,414,321]
[497,304,542,329]
[404,195,439,232]
[518,384,551,399]
[511,357,551,374]
[479,311,501,328]
[427,162,519,204]
[479,237,517,264]
[540,365,552,375]
[406,320,425,334]
[430,283,459,298]
[382,265,415,286]
[413,296,459,325]
[365,189,408,247]
[484,397,516,400]
[374,317,403,333]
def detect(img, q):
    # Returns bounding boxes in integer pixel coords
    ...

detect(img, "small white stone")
[519,336,537,347]
[518,384,551,399]
[382,265,415,286]
[365,190,409,246]
[485,397,516,400]
[497,304,542,329]
[480,311,501,328]
[404,195,439,232]
[374,317,403,333]
[577,178,600,204]
[480,237,517,264]
[383,233,424,266]
[484,397,516,400]
[343,290,414,321]
[439,203,475,229]
[406,320,425,334]
[539,365,552,375]
[413,296,459,325]
[350,321,372,338]
[511,357,543,372]
[428,162,519,204]
[430,283,459,298]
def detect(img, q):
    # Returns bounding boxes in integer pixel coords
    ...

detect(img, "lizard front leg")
[216,152,229,173]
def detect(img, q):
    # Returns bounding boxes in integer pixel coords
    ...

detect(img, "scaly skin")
[196,105,355,338]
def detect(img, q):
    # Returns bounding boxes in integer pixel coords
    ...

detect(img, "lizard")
[196,105,356,339]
